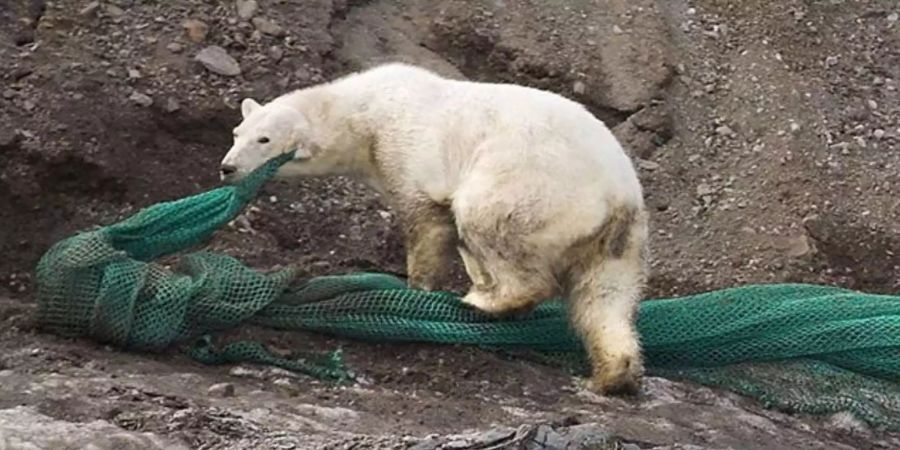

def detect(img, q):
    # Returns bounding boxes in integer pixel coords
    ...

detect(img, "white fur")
[221,63,649,394]
[222,63,642,214]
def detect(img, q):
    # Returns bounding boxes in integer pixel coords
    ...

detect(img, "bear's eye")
[258,137,270,144]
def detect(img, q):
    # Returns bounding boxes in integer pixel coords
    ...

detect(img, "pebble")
[236,0,259,20]
[252,17,286,37]
[165,98,181,113]
[23,100,36,111]
[572,80,586,95]
[129,92,153,107]
[268,46,284,62]
[715,125,735,138]
[207,382,235,397]
[194,46,242,76]
[229,366,265,378]
[105,4,125,17]
[79,1,101,17]
[273,377,300,396]
[873,129,885,140]
[127,68,141,79]
[182,19,209,43]
[166,42,184,53]
[825,56,838,68]
[637,159,660,171]
[2,89,15,100]
[531,425,570,449]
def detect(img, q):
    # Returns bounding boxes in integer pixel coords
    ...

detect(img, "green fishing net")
[34,154,900,431]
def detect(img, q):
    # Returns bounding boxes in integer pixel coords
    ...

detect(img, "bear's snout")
[219,164,238,181]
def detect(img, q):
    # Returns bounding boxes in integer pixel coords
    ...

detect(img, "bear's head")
[219,97,317,183]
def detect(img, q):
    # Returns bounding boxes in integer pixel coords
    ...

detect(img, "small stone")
[269,195,278,203]
[207,382,235,397]
[195,46,242,76]
[531,425,571,449]
[838,143,851,155]
[696,183,714,197]
[165,98,181,113]
[888,13,899,23]
[867,99,878,110]
[789,122,800,133]
[129,92,153,107]
[873,129,886,140]
[825,56,838,68]
[773,234,812,257]
[105,4,125,17]
[79,1,101,17]
[252,17,286,37]
[229,366,264,378]
[127,68,141,79]
[273,377,301,396]
[612,25,623,34]
[236,0,259,20]
[268,46,284,62]
[637,159,660,171]
[182,19,209,43]
[23,100,36,111]
[166,42,184,53]
[572,80,586,95]
[715,125,735,138]
[560,423,615,448]
[2,89,15,100]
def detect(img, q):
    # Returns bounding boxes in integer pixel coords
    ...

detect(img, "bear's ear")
[241,98,261,119]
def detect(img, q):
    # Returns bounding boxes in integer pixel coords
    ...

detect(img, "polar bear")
[219,63,650,395]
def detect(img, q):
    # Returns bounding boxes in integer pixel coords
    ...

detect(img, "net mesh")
[34,155,900,431]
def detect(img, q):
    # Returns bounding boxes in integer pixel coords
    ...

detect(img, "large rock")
[0,406,186,450]
[418,0,674,118]
[194,46,242,76]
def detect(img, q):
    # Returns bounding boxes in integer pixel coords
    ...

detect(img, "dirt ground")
[1,0,899,448]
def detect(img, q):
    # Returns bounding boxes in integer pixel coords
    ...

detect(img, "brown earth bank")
[1,0,899,448]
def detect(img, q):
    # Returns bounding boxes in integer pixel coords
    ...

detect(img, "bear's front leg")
[402,200,457,291]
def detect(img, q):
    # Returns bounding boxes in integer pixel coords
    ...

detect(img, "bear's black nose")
[220,164,237,177]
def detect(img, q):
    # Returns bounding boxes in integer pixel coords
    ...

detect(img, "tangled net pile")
[35,155,900,431]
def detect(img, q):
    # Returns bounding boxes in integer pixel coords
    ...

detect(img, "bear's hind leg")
[565,209,648,395]
[456,227,557,317]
